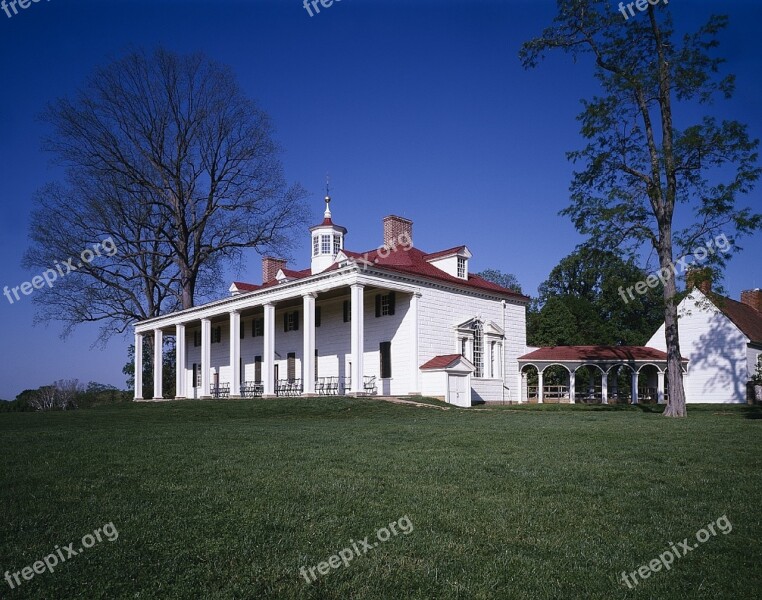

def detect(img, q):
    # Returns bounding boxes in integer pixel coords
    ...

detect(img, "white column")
[569,369,576,404]
[631,371,639,404]
[350,284,365,395]
[411,292,421,394]
[153,329,163,399]
[175,324,186,399]
[134,333,144,400]
[303,294,316,395]
[537,370,544,404]
[263,303,275,396]
[201,318,211,398]
[601,371,608,404]
[657,370,665,404]
[229,311,241,397]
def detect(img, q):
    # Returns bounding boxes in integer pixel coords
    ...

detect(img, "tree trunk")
[659,248,687,417]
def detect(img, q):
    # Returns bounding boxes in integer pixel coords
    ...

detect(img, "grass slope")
[1,399,760,599]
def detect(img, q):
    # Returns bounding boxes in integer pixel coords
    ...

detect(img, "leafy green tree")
[476,269,523,294]
[528,248,663,347]
[521,1,761,416]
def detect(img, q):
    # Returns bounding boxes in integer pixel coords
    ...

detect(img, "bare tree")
[24,48,308,344]
[29,379,83,411]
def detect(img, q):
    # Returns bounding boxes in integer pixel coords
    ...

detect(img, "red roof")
[709,294,762,345]
[424,246,467,261]
[232,281,261,292]
[228,245,528,301]
[340,247,527,300]
[420,354,467,370]
[309,217,348,233]
[518,346,683,362]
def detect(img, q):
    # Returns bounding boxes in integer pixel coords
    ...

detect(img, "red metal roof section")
[420,354,464,370]
[423,246,467,261]
[518,346,683,362]
[232,281,261,292]
[709,294,762,345]
[340,247,527,300]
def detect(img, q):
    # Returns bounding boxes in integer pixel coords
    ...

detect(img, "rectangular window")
[375,292,396,317]
[321,234,331,254]
[211,326,222,344]
[252,318,264,337]
[284,311,299,332]
[313,236,319,257]
[460,337,467,357]
[315,306,322,327]
[490,341,496,378]
[343,300,351,323]
[193,330,201,347]
[254,356,262,384]
[457,256,466,279]
[380,342,392,379]
[333,235,341,254]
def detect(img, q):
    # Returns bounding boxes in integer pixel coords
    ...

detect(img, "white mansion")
[133,197,529,406]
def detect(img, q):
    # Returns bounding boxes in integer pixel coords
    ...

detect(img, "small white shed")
[420,354,475,407]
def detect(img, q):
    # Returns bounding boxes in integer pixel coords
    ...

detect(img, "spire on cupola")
[309,179,347,274]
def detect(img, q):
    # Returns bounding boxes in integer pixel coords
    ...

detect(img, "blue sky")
[0,0,760,400]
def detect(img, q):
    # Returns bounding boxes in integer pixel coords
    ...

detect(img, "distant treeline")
[0,380,131,412]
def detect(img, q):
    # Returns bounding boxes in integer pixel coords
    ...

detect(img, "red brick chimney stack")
[741,289,762,313]
[262,257,287,284]
[383,215,413,248]
[686,268,712,294]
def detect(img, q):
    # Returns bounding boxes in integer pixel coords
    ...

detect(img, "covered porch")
[133,269,421,401]
[517,346,688,404]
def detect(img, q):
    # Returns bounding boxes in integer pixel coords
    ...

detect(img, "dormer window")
[457,256,466,279]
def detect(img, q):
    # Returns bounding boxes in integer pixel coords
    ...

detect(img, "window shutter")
[380,341,392,378]
[192,363,198,387]
[294,311,299,331]
[315,306,321,327]
[343,300,349,322]
[388,292,396,315]
[375,295,381,317]
[283,312,288,332]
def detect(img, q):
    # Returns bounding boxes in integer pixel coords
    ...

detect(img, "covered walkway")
[517,346,688,404]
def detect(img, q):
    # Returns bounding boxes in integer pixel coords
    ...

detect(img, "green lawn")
[1,399,760,599]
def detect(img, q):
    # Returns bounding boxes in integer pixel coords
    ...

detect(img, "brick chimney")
[741,289,762,313]
[383,215,413,248]
[262,257,287,284]
[686,268,712,295]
